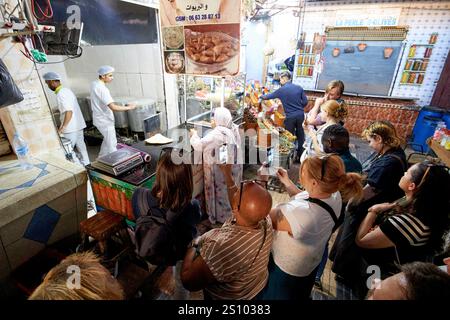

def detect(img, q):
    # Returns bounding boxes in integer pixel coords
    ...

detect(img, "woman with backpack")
[260,154,363,300]
[131,149,202,266]
[329,120,408,299]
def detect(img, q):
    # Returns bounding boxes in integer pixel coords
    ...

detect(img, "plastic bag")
[0,58,24,109]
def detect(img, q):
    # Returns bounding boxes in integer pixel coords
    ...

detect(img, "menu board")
[160,0,241,76]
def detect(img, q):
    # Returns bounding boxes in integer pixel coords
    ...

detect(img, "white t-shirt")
[90,80,114,128]
[56,87,86,133]
[271,191,342,277]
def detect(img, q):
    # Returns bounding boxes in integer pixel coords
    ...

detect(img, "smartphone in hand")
[260,148,277,176]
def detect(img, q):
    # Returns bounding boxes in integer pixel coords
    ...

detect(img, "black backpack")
[134,208,181,266]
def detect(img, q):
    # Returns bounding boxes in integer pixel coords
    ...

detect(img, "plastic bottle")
[12,133,33,170]
[433,122,446,143]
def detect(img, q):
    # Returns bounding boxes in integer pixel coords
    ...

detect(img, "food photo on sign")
[159,0,241,27]
[164,51,186,74]
[162,26,185,50]
[184,24,240,76]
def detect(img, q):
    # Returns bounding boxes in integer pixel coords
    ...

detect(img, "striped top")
[199,216,273,300]
[380,213,431,248]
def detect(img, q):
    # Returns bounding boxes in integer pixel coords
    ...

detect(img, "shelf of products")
[400,33,437,85]
[295,42,316,78]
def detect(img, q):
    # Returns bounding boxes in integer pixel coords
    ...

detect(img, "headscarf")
[213,107,241,148]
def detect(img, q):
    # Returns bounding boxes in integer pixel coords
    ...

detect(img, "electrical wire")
[18,34,83,64]
[31,0,53,21]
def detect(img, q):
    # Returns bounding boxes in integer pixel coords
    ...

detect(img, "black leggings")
[284,114,305,158]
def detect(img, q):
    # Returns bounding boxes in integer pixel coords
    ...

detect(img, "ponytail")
[302,155,363,202]
[338,172,364,203]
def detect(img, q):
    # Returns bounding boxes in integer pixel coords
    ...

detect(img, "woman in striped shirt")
[356,160,450,280]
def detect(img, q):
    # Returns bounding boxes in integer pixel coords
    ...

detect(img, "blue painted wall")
[317,40,403,96]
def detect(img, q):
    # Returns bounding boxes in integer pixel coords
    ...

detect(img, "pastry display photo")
[164,51,186,74]
[162,26,184,50]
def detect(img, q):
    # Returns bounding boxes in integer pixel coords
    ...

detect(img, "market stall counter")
[0,153,88,280]
[86,124,209,219]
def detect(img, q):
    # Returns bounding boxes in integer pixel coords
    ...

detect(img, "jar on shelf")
[420,60,428,71]
[416,73,424,84]
[424,48,433,58]
[429,33,438,44]
[308,67,313,76]
[408,72,416,83]
[408,45,416,58]
[310,55,316,64]
[401,71,409,83]
[298,55,303,64]
[405,60,412,70]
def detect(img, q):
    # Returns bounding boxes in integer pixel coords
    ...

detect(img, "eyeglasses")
[237,179,268,210]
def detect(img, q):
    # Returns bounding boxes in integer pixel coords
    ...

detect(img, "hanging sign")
[160,0,241,76]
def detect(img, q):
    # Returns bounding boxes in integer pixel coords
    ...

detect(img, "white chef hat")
[97,65,115,76]
[42,72,62,81]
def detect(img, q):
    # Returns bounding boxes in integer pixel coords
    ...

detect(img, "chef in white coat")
[90,65,136,158]
[43,71,90,166]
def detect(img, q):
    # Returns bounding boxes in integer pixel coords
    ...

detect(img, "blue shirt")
[261,82,308,118]
[339,150,362,173]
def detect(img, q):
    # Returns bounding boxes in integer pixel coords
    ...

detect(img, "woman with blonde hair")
[301,100,348,162]
[307,80,345,126]
[29,251,124,300]
[261,154,363,300]
[329,120,407,299]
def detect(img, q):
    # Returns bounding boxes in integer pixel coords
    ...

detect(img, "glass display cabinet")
[180,73,246,128]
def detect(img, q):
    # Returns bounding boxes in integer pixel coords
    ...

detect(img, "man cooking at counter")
[90,65,136,158]
[43,71,90,166]
[260,71,308,162]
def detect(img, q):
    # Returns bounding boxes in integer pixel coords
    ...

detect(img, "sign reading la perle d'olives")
[159,0,241,77]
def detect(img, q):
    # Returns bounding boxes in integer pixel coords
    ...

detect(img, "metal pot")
[78,97,92,122]
[127,98,157,132]
[113,97,132,129]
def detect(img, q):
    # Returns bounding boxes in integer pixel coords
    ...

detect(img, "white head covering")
[98,65,115,76]
[42,72,61,81]
[213,107,241,148]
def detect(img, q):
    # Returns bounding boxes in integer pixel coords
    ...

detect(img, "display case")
[181,73,246,128]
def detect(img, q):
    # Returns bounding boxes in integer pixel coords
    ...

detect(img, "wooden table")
[428,139,450,167]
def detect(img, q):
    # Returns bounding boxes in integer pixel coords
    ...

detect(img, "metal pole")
[221,77,225,108]
[184,74,187,123]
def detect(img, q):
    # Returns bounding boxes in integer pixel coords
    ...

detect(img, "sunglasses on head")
[237,179,268,210]
[416,160,448,188]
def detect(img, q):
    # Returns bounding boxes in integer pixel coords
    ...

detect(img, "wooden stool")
[79,210,128,258]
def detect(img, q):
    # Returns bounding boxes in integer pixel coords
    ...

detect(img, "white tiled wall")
[62,44,165,104]
[270,0,450,106]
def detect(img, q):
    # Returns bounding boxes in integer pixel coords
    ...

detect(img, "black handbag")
[0,58,24,109]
